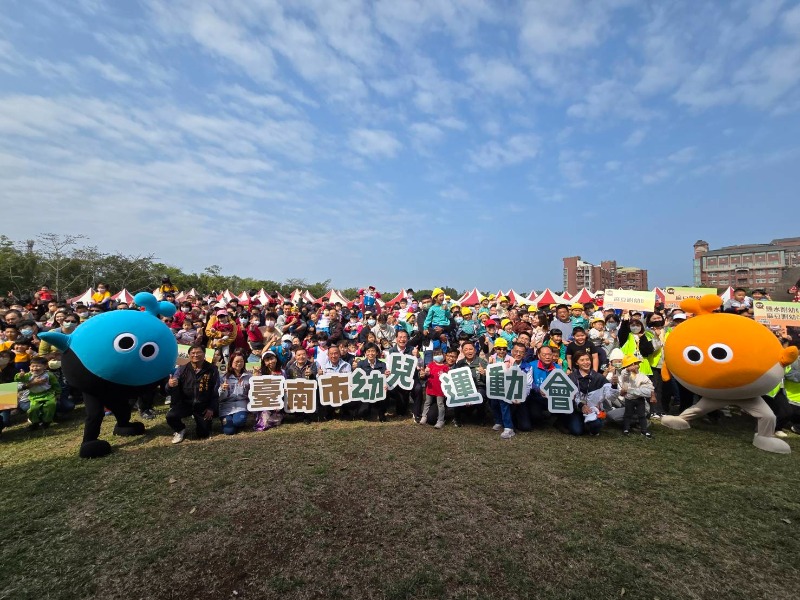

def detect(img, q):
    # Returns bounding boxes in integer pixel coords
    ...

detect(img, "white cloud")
[668,146,697,163]
[469,134,539,169]
[462,53,528,95]
[348,128,402,158]
[80,56,133,85]
[623,127,648,148]
[567,79,655,121]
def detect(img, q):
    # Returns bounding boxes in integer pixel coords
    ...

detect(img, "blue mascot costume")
[38,292,178,458]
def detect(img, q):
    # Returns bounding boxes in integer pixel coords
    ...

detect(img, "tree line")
[0,234,461,303]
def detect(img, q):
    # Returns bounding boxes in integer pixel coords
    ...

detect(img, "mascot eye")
[708,343,733,363]
[113,333,138,353]
[683,346,704,365]
[139,343,159,361]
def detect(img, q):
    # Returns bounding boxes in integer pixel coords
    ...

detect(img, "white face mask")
[433,355,444,363]
[630,326,642,334]
[367,319,376,326]
[265,320,275,327]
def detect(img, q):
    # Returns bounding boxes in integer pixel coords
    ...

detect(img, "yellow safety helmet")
[493,338,509,349]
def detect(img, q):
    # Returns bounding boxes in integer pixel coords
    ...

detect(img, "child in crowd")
[456,307,477,337]
[499,319,518,345]
[421,348,449,428]
[12,339,33,372]
[546,329,567,368]
[15,356,60,429]
[344,313,362,340]
[619,355,655,439]
[175,319,198,345]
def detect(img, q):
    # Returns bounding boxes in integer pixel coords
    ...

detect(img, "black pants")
[622,397,649,433]
[455,390,488,425]
[764,390,792,431]
[166,403,212,438]
[527,395,552,429]
[83,393,134,443]
[391,382,422,417]
[650,368,665,415]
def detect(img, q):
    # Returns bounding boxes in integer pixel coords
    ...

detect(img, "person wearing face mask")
[260,312,282,350]
[371,313,396,347]
[357,313,377,344]
[265,334,294,367]
[38,313,79,355]
[75,305,90,322]
[617,313,659,416]
[644,314,670,417]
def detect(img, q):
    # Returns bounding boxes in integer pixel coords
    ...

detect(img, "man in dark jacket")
[352,343,387,421]
[166,345,220,443]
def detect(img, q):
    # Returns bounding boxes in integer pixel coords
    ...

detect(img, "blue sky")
[1,0,800,292]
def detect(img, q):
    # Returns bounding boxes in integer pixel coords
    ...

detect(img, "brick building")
[562,256,649,295]
[693,238,800,292]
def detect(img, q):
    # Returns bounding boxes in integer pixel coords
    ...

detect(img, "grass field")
[1,407,799,600]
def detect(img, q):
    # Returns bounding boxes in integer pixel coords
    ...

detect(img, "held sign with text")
[602,289,656,313]
[663,287,717,309]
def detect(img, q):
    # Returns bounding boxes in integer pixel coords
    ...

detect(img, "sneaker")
[774,430,788,438]
[791,424,800,435]
[418,418,427,425]
[622,430,630,436]
[434,421,444,429]
[171,429,187,444]
[500,428,515,439]
[164,396,171,405]
[104,410,113,416]
[492,424,503,431]
[650,413,662,420]
[140,409,156,420]
[411,415,420,424]
[642,431,654,439]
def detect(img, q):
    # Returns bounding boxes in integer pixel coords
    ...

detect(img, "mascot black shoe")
[39,292,178,458]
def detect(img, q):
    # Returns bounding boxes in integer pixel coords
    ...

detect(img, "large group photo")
[4,1,800,599]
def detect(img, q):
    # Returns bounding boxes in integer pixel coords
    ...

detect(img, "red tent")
[384,289,410,307]
[526,290,538,302]
[110,288,135,304]
[67,288,93,305]
[532,288,567,307]
[570,288,596,304]
[321,290,351,305]
[459,288,485,306]
[719,286,735,302]
[562,291,573,301]
[237,291,250,305]
[506,289,533,305]
[653,287,666,304]
[175,288,199,301]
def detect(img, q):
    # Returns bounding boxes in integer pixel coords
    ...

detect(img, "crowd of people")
[1,278,799,444]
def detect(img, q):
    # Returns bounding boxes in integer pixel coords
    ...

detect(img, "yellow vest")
[621,331,653,376]
[646,329,670,370]
[785,366,800,406]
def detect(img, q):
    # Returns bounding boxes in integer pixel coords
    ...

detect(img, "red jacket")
[425,362,449,396]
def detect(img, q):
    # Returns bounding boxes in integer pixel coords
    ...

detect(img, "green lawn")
[1,407,798,600]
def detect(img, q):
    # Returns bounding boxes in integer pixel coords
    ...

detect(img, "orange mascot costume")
[660,295,798,454]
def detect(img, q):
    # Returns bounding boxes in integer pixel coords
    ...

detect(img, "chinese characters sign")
[541,369,577,414]
[486,364,529,404]
[602,289,656,312]
[754,301,800,327]
[440,367,483,407]
[663,287,717,309]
